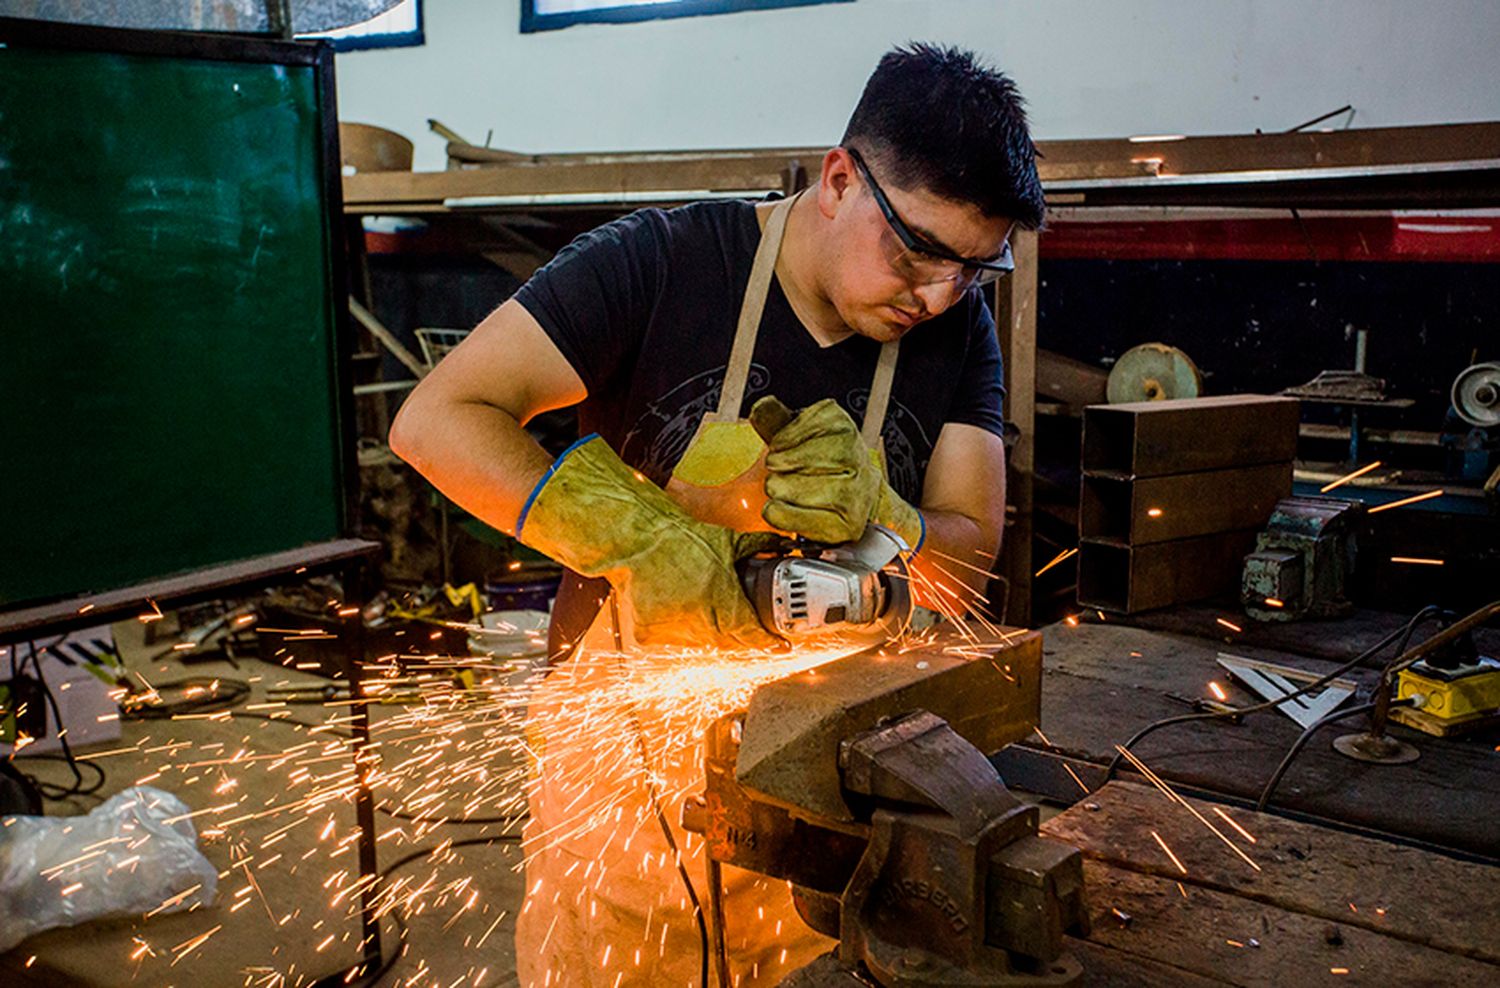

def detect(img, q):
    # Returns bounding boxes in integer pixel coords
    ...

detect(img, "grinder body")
[739,525,913,642]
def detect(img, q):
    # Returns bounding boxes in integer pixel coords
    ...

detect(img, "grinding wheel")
[1451,361,1500,427]
[1107,343,1203,403]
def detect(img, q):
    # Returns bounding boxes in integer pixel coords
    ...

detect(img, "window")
[522,0,848,34]
[302,0,423,52]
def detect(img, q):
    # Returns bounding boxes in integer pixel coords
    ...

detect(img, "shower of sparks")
[1367,489,1443,514]
[1114,745,1261,873]
[9,520,1017,987]
[1033,548,1078,578]
[1320,461,1382,492]
[46,564,1024,987]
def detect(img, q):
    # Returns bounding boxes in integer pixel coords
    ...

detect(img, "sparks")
[1367,489,1443,514]
[1034,548,1078,578]
[1320,460,1382,492]
[1115,745,1261,873]
[1210,806,1256,844]
[1216,618,1242,633]
[1150,830,1188,874]
[1390,556,1444,566]
[1208,681,1228,702]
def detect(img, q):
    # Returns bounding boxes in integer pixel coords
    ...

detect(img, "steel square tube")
[1082,395,1301,478]
[1077,530,1260,613]
[1080,461,1292,544]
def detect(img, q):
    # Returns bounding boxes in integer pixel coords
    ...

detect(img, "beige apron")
[515,194,899,988]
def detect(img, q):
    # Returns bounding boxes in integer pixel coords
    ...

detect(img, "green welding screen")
[0,38,348,608]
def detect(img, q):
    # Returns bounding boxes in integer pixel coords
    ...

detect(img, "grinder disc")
[1452,361,1500,427]
[1107,343,1203,404]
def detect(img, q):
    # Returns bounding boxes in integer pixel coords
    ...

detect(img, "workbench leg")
[341,559,383,972]
[994,229,1039,627]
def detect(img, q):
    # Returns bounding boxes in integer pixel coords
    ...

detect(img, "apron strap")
[716,194,798,421]
[717,191,900,447]
[861,340,900,448]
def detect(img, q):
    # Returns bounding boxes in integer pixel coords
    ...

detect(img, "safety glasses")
[846,146,1014,291]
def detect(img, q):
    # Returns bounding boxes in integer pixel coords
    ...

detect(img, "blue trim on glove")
[913,510,927,555]
[515,433,600,539]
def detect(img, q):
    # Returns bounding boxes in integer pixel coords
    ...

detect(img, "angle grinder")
[738,524,914,643]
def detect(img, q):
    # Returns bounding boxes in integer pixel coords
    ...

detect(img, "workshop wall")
[333,0,1500,171]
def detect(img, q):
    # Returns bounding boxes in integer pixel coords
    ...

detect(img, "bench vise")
[681,629,1089,987]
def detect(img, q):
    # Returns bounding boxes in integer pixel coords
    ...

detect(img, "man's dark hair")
[841,43,1045,229]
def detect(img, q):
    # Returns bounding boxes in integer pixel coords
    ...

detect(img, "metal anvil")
[681,629,1090,987]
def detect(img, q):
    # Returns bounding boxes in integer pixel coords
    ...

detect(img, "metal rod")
[342,559,383,970]
[705,857,730,988]
[1284,104,1355,133]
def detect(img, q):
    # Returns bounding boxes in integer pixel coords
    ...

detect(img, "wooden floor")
[1042,781,1500,986]
[998,612,1500,859]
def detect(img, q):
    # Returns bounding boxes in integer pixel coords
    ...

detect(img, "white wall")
[334,0,1500,172]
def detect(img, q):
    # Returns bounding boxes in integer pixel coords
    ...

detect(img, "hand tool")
[738,524,913,643]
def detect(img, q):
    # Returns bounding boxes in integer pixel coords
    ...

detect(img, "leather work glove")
[517,436,781,650]
[751,396,925,550]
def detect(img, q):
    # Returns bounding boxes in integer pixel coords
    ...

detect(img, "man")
[391,43,1044,987]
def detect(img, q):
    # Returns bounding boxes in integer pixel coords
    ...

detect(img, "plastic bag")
[0,786,218,953]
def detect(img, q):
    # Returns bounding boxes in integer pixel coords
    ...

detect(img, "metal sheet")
[736,628,1043,822]
[1082,395,1301,478]
[1216,652,1356,729]
[1080,461,1292,544]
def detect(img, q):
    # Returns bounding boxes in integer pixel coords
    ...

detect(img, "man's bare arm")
[387,299,586,536]
[912,422,1008,607]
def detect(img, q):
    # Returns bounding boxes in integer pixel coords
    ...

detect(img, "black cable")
[310,835,520,988]
[9,640,108,801]
[1098,604,1443,782]
[307,911,408,988]
[1255,698,1417,812]
[11,753,107,801]
[122,677,253,719]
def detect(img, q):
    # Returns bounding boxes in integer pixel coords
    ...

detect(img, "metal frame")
[309,0,425,52]
[521,0,848,34]
[0,17,383,974]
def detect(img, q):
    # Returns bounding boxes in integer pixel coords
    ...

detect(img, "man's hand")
[519,436,781,650]
[753,397,923,549]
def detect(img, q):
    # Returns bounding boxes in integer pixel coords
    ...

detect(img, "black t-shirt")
[513,198,1005,504]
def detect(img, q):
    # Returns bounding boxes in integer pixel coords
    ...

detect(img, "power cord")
[122,677,253,719]
[6,640,109,801]
[1255,698,1417,811]
[1098,604,1444,783]
[308,835,521,988]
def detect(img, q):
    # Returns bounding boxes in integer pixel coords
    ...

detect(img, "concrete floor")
[2,615,529,988]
